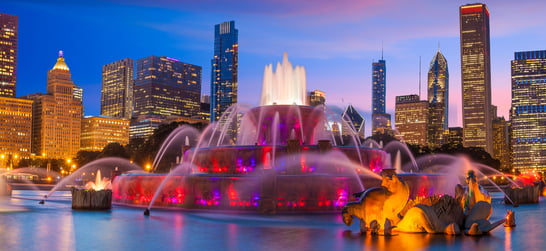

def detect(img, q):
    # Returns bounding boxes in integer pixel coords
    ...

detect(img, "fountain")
[112,54,391,214]
[71,170,113,210]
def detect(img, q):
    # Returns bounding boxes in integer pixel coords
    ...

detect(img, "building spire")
[52,50,69,71]
[381,41,384,60]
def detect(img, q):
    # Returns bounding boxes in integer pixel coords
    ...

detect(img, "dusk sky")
[4,0,546,136]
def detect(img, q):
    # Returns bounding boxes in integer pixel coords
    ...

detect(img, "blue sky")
[3,0,546,136]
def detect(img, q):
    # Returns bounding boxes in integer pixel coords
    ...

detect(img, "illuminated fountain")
[71,170,113,210]
[113,54,390,214]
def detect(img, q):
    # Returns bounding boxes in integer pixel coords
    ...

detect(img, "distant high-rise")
[372,59,386,115]
[341,104,365,138]
[133,56,201,118]
[101,58,134,119]
[308,90,326,106]
[428,49,449,148]
[510,50,546,172]
[0,13,18,97]
[459,3,493,153]
[211,21,238,122]
[492,116,510,172]
[395,95,428,146]
[23,51,82,159]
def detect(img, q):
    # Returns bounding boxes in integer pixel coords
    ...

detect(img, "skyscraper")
[395,95,429,146]
[23,51,82,159]
[428,49,449,148]
[133,56,201,118]
[0,13,17,97]
[372,59,386,114]
[210,21,238,122]
[372,56,391,134]
[341,104,365,138]
[510,50,546,172]
[101,58,134,119]
[459,3,493,153]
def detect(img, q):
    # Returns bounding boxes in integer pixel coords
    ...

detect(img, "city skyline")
[3,0,546,136]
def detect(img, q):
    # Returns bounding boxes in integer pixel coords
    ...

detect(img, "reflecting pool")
[1,191,544,250]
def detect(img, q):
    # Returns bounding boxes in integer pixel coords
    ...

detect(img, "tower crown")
[52,50,70,71]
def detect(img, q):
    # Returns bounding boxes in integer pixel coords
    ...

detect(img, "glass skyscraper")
[372,59,386,114]
[133,56,201,118]
[459,3,493,154]
[210,21,238,122]
[510,50,546,172]
[427,49,449,148]
[0,13,17,97]
[101,58,134,119]
[372,58,391,133]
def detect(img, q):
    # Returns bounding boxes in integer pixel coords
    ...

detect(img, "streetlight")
[146,164,152,172]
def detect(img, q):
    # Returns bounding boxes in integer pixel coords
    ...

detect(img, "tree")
[75,150,100,168]
[97,142,130,159]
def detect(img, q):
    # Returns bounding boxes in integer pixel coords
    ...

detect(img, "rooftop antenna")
[381,41,384,60]
[418,56,421,99]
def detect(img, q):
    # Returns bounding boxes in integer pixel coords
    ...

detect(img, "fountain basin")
[112,172,452,213]
[187,144,386,174]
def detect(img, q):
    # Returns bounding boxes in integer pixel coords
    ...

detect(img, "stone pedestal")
[71,188,112,210]
[504,185,540,204]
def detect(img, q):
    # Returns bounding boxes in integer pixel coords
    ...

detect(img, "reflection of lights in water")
[505,227,512,250]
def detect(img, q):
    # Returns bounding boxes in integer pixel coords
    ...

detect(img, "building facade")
[492,116,511,172]
[101,58,134,119]
[133,56,201,118]
[428,50,449,148]
[80,116,129,151]
[210,21,238,122]
[308,90,326,107]
[510,50,546,172]
[395,95,429,146]
[0,97,32,162]
[447,127,464,146]
[459,3,493,154]
[0,13,17,97]
[24,52,82,159]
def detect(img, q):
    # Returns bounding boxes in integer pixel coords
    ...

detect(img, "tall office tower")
[427,49,449,148]
[510,50,546,172]
[133,56,201,118]
[395,95,429,146]
[24,51,82,159]
[308,90,326,106]
[341,104,365,138]
[210,21,238,122]
[0,13,17,97]
[80,116,129,151]
[101,58,134,119]
[0,97,32,161]
[492,116,510,172]
[459,3,493,154]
